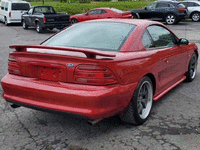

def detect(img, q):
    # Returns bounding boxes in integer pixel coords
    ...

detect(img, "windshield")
[43,22,135,51]
[11,3,30,11]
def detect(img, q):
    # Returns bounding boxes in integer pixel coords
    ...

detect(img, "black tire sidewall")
[36,22,42,33]
[23,20,28,29]
[131,76,153,125]
[186,53,197,82]
[71,19,78,24]
[4,17,8,26]
[132,14,137,19]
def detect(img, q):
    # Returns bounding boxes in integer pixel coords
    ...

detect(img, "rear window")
[43,22,135,51]
[11,3,30,11]
[110,8,124,13]
[177,3,185,9]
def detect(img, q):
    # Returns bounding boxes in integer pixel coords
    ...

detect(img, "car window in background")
[177,3,186,9]
[5,2,8,11]
[147,25,177,48]
[11,3,30,10]
[43,22,135,51]
[1,2,5,10]
[181,2,188,7]
[101,10,107,14]
[110,8,124,13]
[156,3,170,8]
[34,6,55,14]
[193,2,200,6]
[88,10,101,15]
[28,8,33,14]
[142,31,154,48]
[146,2,158,9]
[188,2,200,6]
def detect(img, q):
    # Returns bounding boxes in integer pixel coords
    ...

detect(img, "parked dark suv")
[130,1,186,25]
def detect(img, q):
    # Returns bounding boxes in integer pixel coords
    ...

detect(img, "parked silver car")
[181,1,200,21]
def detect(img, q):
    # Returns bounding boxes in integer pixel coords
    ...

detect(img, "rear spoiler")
[10,45,116,58]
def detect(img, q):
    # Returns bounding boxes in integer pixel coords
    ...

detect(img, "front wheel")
[36,22,43,33]
[48,28,54,30]
[191,12,200,22]
[165,14,177,25]
[186,52,198,82]
[119,76,153,125]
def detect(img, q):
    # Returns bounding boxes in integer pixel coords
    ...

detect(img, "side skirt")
[153,76,186,101]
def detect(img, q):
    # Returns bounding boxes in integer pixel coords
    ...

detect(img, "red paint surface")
[1,19,198,120]
[70,8,132,23]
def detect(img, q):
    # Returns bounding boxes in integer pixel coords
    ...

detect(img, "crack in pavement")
[13,112,38,147]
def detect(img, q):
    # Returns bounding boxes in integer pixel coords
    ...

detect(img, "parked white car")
[0,0,30,25]
[181,1,200,21]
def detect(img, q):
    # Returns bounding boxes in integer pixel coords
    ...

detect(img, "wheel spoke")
[138,103,143,115]
[141,98,147,108]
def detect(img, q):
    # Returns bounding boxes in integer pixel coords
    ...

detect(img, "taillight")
[74,65,117,85]
[177,8,186,12]
[43,18,46,23]
[8,55,21,75]
[9,12,11,17]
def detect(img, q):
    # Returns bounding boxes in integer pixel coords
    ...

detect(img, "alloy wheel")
[137,81,153,119]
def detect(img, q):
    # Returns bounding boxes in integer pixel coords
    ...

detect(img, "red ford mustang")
[1,19,198,125]
[70,8,132,24]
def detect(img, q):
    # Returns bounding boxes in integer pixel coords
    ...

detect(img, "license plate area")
[38,67,60,81]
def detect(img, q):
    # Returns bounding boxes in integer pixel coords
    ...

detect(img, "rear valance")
[9,45,116,59]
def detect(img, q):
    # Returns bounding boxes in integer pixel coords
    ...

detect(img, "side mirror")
[144,7,147,10]
[85,13,88,15]
[178,38,189,45]
[22,11,28,14]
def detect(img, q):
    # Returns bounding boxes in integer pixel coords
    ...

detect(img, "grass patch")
[30,1,153,15]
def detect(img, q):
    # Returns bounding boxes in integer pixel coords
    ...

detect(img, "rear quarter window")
[5,2,8,11]
[1,2,5,10]
[177,3,186,9]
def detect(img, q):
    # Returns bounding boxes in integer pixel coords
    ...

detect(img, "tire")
[132,14,138,19]
[71,19,78,24]
[165,14,177,25]
[119,76,153,125]
[186,52,197,82]
[36,22,43,33]
[191,12,200,22]
[48,28,54,30]
[22,20,28,29]
[4,17,9,26]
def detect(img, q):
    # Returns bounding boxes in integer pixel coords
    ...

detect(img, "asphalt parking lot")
[0,21,200,150]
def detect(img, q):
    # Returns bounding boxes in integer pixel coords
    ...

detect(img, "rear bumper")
[42,22,71,29]
[7,18,21,24]
[1,74,137,120]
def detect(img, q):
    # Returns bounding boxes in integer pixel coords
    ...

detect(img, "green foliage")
[30,1,153,15]
[79,0,91,3]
